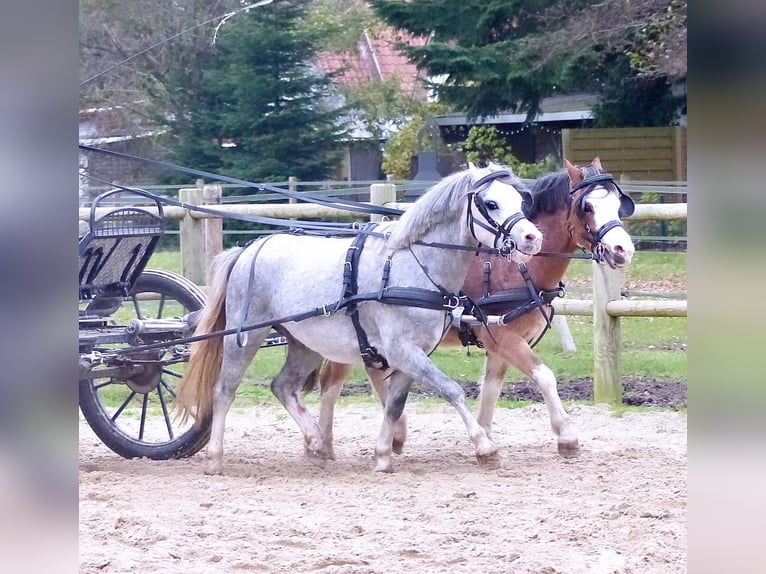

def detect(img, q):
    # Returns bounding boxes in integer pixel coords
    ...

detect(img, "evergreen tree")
[369,0,558,120]
[368,0,686,125]
[162,0,347,183]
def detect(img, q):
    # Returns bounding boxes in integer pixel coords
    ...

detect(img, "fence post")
[592,262,623,404]
[369,182,397,222]
[552,314,577,353]
[202,183,223,285]
[179,182,206,285]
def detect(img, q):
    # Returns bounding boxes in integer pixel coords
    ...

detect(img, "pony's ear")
[591,156,603,170]
[565,159,583,184]
[468,161,483,182]
[487,160,505,172]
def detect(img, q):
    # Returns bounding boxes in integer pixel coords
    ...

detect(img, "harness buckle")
[444,295,461,310]
[592,243,605,264]
[321,303,332,316]
[500,238,517,261]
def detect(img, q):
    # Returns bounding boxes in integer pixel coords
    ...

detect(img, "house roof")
[432,93,599,126]
[315,28,428,98]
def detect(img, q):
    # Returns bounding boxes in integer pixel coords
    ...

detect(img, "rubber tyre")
[79,269,212,459]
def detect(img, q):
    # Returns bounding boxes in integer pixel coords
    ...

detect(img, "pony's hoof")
[373,455,394,473]
[392,438,405,455]
[303,446,335,460]
[476,450,501,469]
[204,462,223,476]
[558,439,581,458]
[305,449,329,468]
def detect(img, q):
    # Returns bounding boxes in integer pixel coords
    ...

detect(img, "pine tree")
[163,0,347,183]
[368,0,686,125]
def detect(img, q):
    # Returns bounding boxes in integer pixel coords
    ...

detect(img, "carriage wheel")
[79,269,212,459]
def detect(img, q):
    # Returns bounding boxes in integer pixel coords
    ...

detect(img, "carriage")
[78,188,214,459]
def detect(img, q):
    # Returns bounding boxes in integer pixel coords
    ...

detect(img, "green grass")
[147,250,183,274]
[146,248,687,408]
[562,251,687,292]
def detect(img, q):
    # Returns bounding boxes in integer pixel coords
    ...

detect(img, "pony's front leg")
[489,332,579,457]
[531,362,580,457]
[367,367,408,454]
[395,346,498,467]
[373,370,412,473]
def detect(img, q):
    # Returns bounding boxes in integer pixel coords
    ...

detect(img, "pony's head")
[565,157,635,268]
[386,163,542,262]
[466,162,542,263]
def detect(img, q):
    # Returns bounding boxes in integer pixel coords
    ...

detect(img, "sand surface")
[80,401,686,573]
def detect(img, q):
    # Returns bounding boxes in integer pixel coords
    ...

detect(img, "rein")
[79,145,404,219]
[83,153,535,359]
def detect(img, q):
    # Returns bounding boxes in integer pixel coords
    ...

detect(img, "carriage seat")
[79,189,164,304]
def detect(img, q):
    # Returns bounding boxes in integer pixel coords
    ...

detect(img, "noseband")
[570,172,634,264]
[467,170,530,256]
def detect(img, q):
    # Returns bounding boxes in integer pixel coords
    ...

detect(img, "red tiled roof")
[315,28,428,99]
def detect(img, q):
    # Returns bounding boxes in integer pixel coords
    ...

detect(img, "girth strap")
[338,223,390,370]
[460,262,566,349]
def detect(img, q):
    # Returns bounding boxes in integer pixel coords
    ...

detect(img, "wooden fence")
[79,182,687,405]
[562,126,687,181]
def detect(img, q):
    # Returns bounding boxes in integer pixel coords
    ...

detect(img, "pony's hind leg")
[270,340,329,465]
[317,361,352,461]
[317,363,407,459]
[206,331,265,475]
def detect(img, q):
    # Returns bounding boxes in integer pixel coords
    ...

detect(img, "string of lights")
[438,123,563,138]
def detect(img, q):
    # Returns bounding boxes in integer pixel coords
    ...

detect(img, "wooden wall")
[562,126,686,181]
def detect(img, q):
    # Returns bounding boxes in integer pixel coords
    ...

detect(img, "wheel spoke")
[131,294,145,320]
[156,293,166,319]
[160,379,178,398]
[157,384,175,440]
[138,393,148,441]
[162,368,183,379]
[110,391,137,423]
[94,379,116,390]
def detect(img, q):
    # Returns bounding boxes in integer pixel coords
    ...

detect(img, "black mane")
[524,164,607,218]
[525,171,572,218]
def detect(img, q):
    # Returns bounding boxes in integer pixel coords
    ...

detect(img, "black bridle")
[569,172,634,267]
[466,170,532,257]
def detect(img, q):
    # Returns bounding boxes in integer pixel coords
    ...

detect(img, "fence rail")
[78,181,687,405]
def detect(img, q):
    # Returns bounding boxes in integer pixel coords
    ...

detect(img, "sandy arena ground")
[80,401,686,573]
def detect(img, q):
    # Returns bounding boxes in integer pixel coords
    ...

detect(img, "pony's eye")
[582,202,593,213]
[484,200,499,211]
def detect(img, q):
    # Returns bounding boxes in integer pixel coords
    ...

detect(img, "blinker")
[571,172,634,218]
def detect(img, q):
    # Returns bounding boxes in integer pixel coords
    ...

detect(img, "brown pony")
[315,158,635,468]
